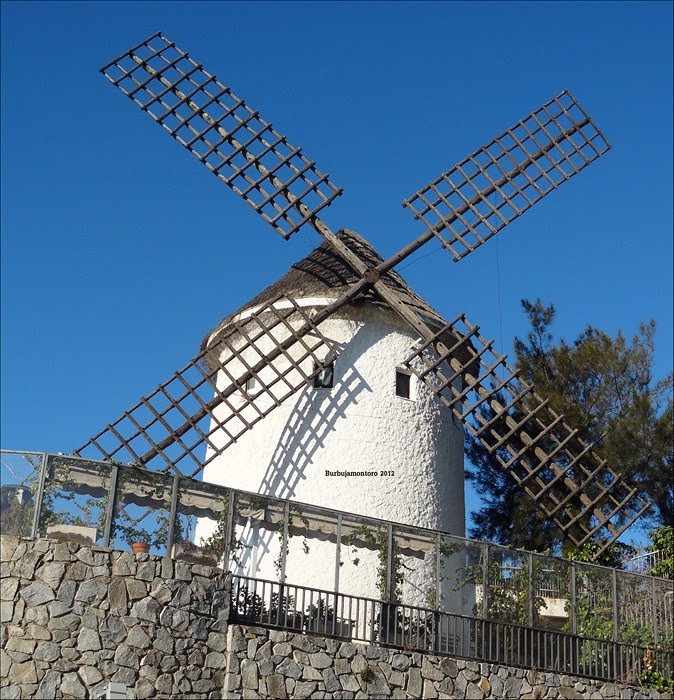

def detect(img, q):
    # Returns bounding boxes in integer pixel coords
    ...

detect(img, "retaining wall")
[1,536,669,699]
[0,536,229,699]
[223,624,669,699]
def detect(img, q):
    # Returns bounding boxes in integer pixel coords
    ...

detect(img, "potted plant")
[119,526,154,554]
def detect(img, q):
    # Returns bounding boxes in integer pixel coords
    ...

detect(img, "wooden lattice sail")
[402,315,651,554]
[76,296,337,477]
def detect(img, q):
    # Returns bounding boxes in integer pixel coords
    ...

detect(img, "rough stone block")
[407,667,423,699]
[0,578,19,601]
[78,665,103,686]
[242,658,260,689]
[20,581,54,607]
[61,671,87,698]
[134,678,155,699]
[294,680,318,698]
[130,596,160,622]
[77,627,101,652]
[421,656,444,681]
[302,665,323,681]
[291,635,319,654]
[114,644,140,669]
[322,667,341,694]
[205,651,225,669]
[74,578,108,605]
[33,641,60,662]
[310,651,332,669]
[36,669,61,697]
[423,679,439,698]
[266,674,287,698]
[340,674,361,692]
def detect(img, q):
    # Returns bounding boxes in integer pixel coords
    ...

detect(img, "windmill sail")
[75,296,337,477]
[101,33,342,239]
[402,314,651,554]
[403,90,610,262]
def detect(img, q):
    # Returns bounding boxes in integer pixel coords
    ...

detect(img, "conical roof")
[202,229,447,349]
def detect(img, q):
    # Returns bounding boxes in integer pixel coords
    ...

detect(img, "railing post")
[434,532,441,654]
[612,567,619,679]
[102,464,119,547]
[334,514,342,636]
[612,568,619,642]
[276,502,290,628]
[651,576,659,646]
[528,551,534,627]
[165,475,180,558]
[482,541,489,620]
[435,532,441,611]
[386,523,393,602]
[30,452,49,539]
[222,491,235,571]
[334,514,342,593]
[570,561,577,635]
[280,502,289,584]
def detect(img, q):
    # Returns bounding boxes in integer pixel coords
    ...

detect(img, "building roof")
[201,229,449,350]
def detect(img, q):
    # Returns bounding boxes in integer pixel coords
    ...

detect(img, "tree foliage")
[466,299,673,552]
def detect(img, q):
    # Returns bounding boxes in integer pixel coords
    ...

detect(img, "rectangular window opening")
[313,362,334,389]
[396,369,411,399]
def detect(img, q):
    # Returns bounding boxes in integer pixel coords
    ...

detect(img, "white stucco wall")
[197,301,465,609]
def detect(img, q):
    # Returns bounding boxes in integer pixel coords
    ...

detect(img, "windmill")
[76,31,650,561]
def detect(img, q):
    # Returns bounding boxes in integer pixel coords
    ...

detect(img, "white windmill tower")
[195,231,466,599]
[78,31,651,605]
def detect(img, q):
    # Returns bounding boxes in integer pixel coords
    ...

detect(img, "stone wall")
[1,536,669,699]
[223,624,668,699]
[0,536,229,699]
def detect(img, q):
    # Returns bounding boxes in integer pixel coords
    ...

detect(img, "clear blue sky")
[2,1,672,538]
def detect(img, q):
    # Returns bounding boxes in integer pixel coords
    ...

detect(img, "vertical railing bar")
[386,523,393,601]
[223,492,235,571]
[334,514,342,592]
[611,567,619,680]
[482,541,489,620]
[571,561,578,635]
[435,531,441,612]
[30,452,50,539]
[280,501,289,583]
[275,502,289,628]
[528,551,534,627]
[334,514,341,637]
[651,576,659,645]
[102,463,119,547]
[612,568,619,642]
[166,474,180,557]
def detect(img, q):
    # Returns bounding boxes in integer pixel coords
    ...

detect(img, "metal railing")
[1,449,672,684]
[624,550,668,575]
[231,575,673,684]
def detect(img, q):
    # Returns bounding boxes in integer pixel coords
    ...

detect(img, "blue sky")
[2,1,672,539]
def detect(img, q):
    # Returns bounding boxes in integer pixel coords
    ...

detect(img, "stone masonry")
[223,625,670,699]
[1,536,229,699]
[1,535,670,699]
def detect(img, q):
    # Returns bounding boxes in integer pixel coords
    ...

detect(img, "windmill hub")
[363,269,380,285]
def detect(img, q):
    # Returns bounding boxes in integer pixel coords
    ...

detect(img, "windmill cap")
[201,229,452,351]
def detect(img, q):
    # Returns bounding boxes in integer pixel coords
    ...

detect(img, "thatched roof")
[202,229,448,350]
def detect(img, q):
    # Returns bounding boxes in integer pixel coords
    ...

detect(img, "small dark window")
[396,370,411,399]
[245,377,258,392]
[313,363,334,389]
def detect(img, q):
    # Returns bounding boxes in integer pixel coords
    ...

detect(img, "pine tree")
[466,299,673,553]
